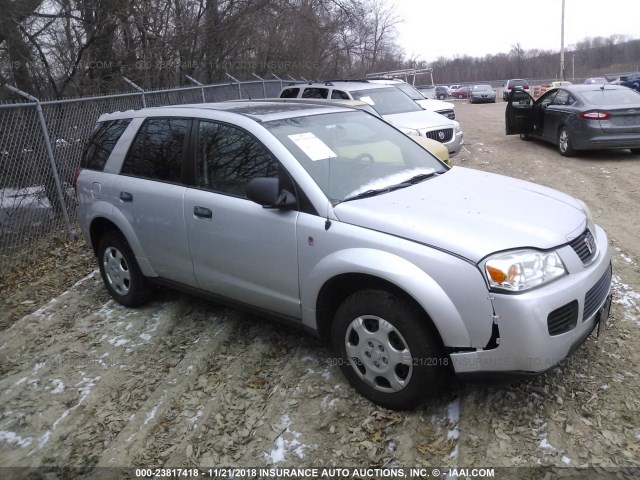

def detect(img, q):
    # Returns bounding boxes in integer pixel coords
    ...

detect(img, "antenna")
[325,156,332,230]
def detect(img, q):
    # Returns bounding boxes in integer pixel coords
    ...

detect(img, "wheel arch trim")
[301,248,472,348]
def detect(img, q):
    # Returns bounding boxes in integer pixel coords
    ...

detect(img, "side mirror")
[246,177,297,209]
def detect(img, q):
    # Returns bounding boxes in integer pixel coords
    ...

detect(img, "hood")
[416,98,454,112]
[384,110,453,130]
[333,167,586,262]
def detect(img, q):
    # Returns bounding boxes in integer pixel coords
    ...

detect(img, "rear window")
[508,79,529,87]
[302,88,329,99]
[581,89,640,105]
[81,119,131,171]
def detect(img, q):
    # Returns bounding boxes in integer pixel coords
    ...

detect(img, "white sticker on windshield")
[358,96,375,106]
[288,132,337,161]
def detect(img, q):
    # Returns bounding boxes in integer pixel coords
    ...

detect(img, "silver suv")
[77,102,612,410]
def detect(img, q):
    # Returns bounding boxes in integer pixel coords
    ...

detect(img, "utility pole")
[560,0,565,80]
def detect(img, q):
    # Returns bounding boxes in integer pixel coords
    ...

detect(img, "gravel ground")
[0,100,639,474]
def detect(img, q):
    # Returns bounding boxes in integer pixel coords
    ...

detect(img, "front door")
[505,89,535,135]
[184,119,301,319]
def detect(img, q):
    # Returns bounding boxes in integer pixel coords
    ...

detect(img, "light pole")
[572,53,575,82]
[560,0,565,80]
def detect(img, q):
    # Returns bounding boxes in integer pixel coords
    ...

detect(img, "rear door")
[114,117,197,286]
[505,89,535,135]
[183,119,301,318]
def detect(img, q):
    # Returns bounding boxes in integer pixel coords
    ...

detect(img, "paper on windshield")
[288,132,337,161]
[358,96,375,106]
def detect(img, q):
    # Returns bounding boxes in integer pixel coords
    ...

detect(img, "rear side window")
[280,88,300,98]
[121,118,189,183]
[331,90,350,100]
[302,88,329,99]
[81,119,131,171]
[581,89,640,105]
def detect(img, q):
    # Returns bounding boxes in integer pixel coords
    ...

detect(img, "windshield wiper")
[401,171,443,184]
[343,182,411,202]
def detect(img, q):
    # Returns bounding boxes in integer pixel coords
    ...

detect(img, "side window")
[280,88,300,98]
[302,88,329,99]
[81,119,131,171]
[551,90,570,106]
[196,121,279,197]
[121,118,189,183]
[539,90,557,107]
[331,90,350,100]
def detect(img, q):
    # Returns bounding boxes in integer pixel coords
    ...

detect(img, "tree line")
[1,0,638,99]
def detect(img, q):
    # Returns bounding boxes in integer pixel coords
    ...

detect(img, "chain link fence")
[0,77,292,279]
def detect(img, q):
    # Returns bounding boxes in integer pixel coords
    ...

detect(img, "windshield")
[264,111,446,203]
[351,87,423,115]
[581,89,640,105]
[473,85,492,91]
[394,83,425,101]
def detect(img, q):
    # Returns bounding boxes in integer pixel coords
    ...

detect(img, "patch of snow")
[14,377,28,386]
[188,408,204,429]
[0,430,33,448]
[562,455,571,465]
[33,362,45,372]
[38,431,51,449]
[321,369,331,380]
[320,396,339,409]
[144,404,161,426]
[539,437,556,451]
[51,379,64,394]
[265,414,311,463]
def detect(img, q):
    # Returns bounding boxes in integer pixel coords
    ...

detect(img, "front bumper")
[445,131,464,157]
[451,224,611,374]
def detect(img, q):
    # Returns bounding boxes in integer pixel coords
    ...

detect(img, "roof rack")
[365,67,434,86]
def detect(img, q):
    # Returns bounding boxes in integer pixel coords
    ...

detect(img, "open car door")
[505,88,535,135]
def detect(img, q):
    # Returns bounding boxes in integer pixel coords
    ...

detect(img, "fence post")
[186,75,206,103]
[226,73,242,99]
[4,85,78,240]
[252,73,267,98]
[271,74,284,93]
[123,77,146,108]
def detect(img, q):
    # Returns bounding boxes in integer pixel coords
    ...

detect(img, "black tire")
[520,133,530,141]
[458,94,464,99]
[437,94,445,100]
[558,127,575,157]
[98,230,150,307]
[631,148,640,154]
[330,289,448,410]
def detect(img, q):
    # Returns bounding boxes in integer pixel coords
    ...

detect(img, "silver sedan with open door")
[505,85,640,156]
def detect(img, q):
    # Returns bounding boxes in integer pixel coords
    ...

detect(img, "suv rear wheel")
[330,289,448,410]
[98,230,150,307]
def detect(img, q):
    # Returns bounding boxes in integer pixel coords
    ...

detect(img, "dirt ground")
[1,100,639,474]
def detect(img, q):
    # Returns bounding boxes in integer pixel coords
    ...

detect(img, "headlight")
[484,249,567,292]
[453,121,461,132]
[399,127,421,137]
[577,198,595,231]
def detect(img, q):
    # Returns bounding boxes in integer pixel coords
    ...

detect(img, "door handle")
[193,206,212,219]
[119,191,133,202]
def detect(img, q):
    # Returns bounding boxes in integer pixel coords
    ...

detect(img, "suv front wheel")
[98,230,150,307]
[330,289,447,410]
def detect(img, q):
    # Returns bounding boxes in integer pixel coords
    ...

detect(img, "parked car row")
[278,80,464,157]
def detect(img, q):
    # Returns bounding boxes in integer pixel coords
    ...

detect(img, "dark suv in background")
[503,79,530,100]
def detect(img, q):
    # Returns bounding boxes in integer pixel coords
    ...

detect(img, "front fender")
[301,248,473,348]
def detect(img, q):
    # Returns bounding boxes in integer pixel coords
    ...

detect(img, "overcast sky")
[393,0,640,61]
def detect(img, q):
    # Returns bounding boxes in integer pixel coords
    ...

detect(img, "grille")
[569,229,597,264]
[583,264,612,321]
[424,128,453,143]
[547,300,579,336]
